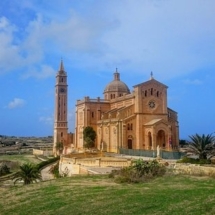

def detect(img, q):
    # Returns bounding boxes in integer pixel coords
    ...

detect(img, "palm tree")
[185,134,215,160]
[13,163,41,185]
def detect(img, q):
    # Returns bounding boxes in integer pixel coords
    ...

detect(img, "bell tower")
[53,60,68,155]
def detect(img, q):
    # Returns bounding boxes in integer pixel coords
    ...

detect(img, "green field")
[1,174,215,215]
[0,154,40,165]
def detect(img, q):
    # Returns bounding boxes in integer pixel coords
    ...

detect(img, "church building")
[54,61,179,154]
[75,69,179,153]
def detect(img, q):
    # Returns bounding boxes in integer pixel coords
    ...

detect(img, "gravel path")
[41,165,55,181]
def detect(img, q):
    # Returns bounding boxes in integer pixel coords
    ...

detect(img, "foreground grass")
[1,174,215,215]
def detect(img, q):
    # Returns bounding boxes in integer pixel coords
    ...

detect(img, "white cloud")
[7,98,26,109]
[39,108,74,129]
[0,0,215,80]
[0,16,9,28]
[183,79,203,85]
[22,64,55,79]
[39,116,53,125]
[0,17,24,74]
[95,0,215,79]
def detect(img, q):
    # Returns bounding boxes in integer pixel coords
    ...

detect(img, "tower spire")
[59,58,65,71]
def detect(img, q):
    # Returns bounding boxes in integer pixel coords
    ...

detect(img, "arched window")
[145,90,147,97]
[127,124,130,130]
[130,123,133,130]
[157,91,159,97]
[151,88,153,95]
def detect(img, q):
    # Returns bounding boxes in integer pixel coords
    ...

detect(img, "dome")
[104,69,130,94]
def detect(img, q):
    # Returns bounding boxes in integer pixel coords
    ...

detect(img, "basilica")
[53,61,179,154]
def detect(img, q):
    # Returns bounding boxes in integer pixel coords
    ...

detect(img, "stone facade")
[75,70,179,153]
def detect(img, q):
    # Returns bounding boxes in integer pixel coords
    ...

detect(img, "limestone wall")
[171,163,215,177]
[33,149,53,157]
[59,155,132,176]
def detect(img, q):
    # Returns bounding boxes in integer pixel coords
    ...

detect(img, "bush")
[0,164,10,176]
[48,162,68,178]
[49,162,61,178]
[109,159,166,183]
[177,157,211,165]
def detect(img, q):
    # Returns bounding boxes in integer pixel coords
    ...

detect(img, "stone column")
[122,123,127,148]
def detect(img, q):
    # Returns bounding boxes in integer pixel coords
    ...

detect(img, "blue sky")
[0,0,215,139]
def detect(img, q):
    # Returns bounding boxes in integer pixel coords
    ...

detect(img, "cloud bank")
[0,0,215,80]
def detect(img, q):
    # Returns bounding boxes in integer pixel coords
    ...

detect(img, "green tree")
[55,142,64,155]
[83,126,96,148]
[13,163,41,185]
[185,134,215,160]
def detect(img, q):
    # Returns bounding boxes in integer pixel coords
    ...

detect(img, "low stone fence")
[59,155,131,176]
[33,149,53,157]
[171,163,215,177]
[64,152,104,159]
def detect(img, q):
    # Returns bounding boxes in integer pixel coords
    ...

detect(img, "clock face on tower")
[60,88,65,93]
[148,101,155,109]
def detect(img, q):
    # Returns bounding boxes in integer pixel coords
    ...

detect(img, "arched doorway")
[156,130,166,148]
[127,135,133,149]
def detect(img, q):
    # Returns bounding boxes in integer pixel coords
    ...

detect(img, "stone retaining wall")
[171,163,215,177]
[59,155,131,176]
[33,149,53,157]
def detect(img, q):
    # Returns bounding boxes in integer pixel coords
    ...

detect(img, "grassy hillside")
[0,154,40,165]
[1,174,215,215]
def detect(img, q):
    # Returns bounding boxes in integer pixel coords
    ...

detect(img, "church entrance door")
[156,130,166,148]
[128,139,132,149]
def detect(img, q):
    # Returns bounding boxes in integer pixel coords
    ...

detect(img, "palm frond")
[185,133,215,159]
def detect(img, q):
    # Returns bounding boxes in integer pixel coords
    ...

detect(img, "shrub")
[49,162,61,178]
[0,164,10,176]
[177,157,211,165]
[49,162,68,178]
[109,159,166,183]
